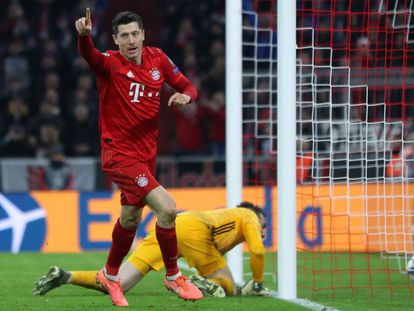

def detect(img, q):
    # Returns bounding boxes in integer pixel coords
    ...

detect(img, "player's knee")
[120,220,139,230]
[156,210,175,228]
[159,205,176,224]
[120,214,141,230]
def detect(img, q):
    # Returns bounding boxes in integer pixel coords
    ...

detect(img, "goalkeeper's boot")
[33,266,70,296]
[240,279,273,297]
[189,274,226,297]
[164,274,204,301]
[96,269,128,307]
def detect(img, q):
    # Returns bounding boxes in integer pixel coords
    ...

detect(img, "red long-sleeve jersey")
[78,35,197,161]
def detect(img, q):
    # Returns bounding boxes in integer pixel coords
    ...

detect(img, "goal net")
[241,0,414,299]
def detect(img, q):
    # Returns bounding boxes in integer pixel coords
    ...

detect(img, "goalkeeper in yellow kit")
[33,202,271,297]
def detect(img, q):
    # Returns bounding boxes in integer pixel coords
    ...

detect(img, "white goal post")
[277,0,297,300]
[225,0,297,297]
[225,0,244,285]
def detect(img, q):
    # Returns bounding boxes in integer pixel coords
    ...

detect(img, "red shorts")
[101,146,160,207]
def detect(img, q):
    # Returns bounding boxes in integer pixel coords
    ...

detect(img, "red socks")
[104,219,179,277]
[155,223,179,276]
[105,218,136,276]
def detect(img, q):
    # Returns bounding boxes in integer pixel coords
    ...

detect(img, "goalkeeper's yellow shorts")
[127,213,227,276]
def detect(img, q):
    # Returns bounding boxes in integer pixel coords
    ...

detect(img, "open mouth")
[128,47,137,53]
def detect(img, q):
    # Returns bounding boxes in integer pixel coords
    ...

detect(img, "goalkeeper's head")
[237,201,267,239]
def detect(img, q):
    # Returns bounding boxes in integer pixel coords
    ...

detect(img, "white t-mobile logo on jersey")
[129,82,145,102]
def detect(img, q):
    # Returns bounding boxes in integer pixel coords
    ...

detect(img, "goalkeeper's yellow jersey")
[183,207,265,282]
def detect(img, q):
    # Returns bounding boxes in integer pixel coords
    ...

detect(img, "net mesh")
[242,0,414,299]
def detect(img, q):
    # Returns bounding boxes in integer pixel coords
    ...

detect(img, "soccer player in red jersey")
[75,8,203,306]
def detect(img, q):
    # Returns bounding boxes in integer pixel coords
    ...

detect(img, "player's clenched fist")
[168,93,191,107]
[75,7,92,35]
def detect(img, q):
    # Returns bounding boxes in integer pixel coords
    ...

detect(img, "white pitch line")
[263,288,341,311]
[287,297,340,311]
[179,259,340,310]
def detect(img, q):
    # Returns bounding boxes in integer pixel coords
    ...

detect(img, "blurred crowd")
[2,0,414,181]
[294,0,414,182]
[0,0,226,160]
[296,0,414,126]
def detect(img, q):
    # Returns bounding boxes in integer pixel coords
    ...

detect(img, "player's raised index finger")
[86,7,91,22]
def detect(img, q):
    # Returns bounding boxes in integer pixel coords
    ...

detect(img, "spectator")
[36,124,63,158]
[386,128,411,178]
[171,103,207,156]
[0,1,25,39]
[203,54,225,93]
[0,124,35,158]
[2,76,27,102]
[27,100,64,154]
[175,18,195,50]
[296,139,313,183]
[4,37,30,93]
[2,97,30,134]
[203,90,225,156]
[65,103,98,157]
[43,145,73,190]
[351,36,374,68]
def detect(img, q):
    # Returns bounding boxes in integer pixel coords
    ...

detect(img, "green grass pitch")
[1,252,413,310]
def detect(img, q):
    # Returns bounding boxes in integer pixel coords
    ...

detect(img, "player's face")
[113,22,145,63]
[259,215,267,240]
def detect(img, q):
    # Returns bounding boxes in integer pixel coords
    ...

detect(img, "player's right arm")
[75,8,110,76]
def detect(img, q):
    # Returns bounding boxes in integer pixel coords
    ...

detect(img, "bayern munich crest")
[150,68,160,81]
[135,175,149,187]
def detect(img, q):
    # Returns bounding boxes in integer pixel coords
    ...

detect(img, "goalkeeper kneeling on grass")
[33,202,272,298]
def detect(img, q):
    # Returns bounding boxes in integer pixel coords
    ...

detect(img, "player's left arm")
[167,76,197,107]
[161,52,198,106]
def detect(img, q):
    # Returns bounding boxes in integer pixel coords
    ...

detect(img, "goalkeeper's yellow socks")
[71,271,104,292]
[207,277,235,296]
